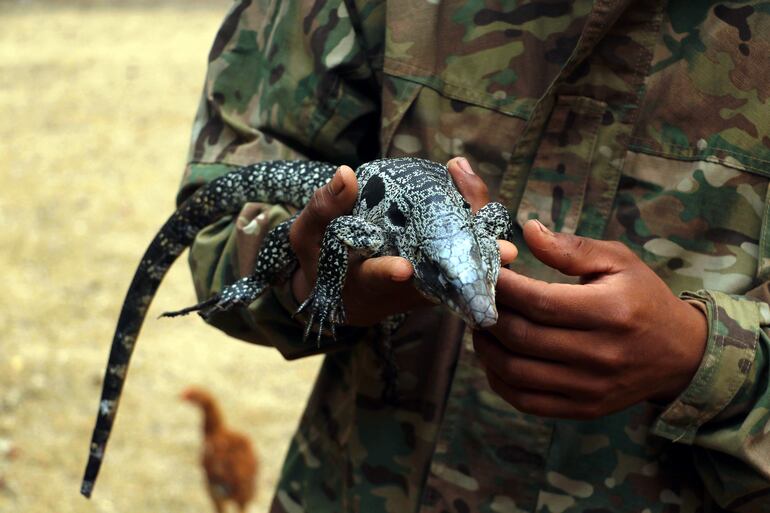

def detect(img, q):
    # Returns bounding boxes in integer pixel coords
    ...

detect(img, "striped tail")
[81,160,337,497]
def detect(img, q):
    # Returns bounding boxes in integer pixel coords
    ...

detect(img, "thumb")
[523,219,632,276]
[446,157,490,212]
[290,165,359,255]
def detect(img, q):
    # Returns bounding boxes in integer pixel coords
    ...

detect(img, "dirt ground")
[0,2,322,512]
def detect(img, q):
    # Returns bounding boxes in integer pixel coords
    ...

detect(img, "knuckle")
[597,347,625,371]
[307,187,331,218]
[569,234,591,255]
[502,315,530,345]
[534,288,556,316]
[608,301,636,327]
[607,240,634,260]
[560,235,596,266]
[501,359,524,385]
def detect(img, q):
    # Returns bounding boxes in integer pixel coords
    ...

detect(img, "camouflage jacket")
[179,1,770,511]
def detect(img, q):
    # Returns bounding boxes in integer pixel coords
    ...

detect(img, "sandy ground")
[0,2,321,512]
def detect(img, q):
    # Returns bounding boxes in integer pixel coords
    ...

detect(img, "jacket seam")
[383,59,534,119]
[628,139,770,177]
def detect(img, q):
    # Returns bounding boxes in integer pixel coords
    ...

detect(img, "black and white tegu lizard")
[81,157,512,498]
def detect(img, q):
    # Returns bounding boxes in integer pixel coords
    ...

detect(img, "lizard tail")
[80,219,189,497]
[81,160,339,498]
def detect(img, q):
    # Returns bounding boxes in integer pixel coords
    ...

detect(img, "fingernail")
[242,212,268,235]
[241,218,259,235]
[330,167,346,195]
[457,157,475,175]
[534,219,553,235]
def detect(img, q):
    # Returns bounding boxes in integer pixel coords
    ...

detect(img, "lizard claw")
[161,293,248,320]
[296,286,345,345]
[162,277,266,319]
[161,295,221,318]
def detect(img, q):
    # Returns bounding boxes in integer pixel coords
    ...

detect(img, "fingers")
[357,255,414,283]
[235,203,270,277]
[498,240,518,266]
[289,166,359,303]
[290,165,359,262]
[343,256,431,325]
[474,331,607,419]
[495,269,611,328]
[446,157,517,266]
[446,157,489,212]
[523,220,633,276]
[484,308,614,368]
[484,371,597,419]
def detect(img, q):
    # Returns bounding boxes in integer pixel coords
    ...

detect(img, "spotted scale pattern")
[81,157,512,498]
[297,215,385,341]
[81,160,337,498]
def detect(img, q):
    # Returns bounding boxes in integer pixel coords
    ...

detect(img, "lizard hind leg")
[163,214,300,319]
[161,276,269,319]
[296,215,385,345]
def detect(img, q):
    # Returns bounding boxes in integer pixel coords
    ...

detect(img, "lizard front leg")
[472,201,513,293]
[473,201,512,241]
[163,213,300,318]
[296,215,385,345]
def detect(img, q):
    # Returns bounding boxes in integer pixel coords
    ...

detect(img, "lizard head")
[411,213,499,328]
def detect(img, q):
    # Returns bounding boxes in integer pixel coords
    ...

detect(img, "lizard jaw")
[468,294,498,327]
[447,279,498,328]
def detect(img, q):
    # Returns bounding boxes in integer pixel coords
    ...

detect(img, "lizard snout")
[415,229,500,328]
[453,280,498,328]
[469,294,498,327]
[440,265,498,328]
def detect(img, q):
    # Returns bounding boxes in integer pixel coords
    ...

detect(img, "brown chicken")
[181,387,258,513]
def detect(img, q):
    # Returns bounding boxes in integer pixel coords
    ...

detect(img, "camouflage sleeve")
[184,194,367,359]
[651,288,770,509]
[177,0,380,358]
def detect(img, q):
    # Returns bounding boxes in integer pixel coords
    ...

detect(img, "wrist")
[650,299,708,403]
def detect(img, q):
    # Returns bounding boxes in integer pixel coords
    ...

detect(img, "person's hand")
[286,158,517,327]
[235,202,271,277]
[474,219,708,419]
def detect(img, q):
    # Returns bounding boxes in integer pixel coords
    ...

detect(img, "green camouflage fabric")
[179,0,770,511]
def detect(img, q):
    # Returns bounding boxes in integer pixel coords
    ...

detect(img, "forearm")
[652,289,770,510]
[177,0,381,355]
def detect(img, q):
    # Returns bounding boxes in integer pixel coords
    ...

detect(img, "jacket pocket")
[379,73,529,198]
[378,0,594,197]
[381,0,593,118]
[630,2,770,177]
[606,151,770,295]
[516,95,607,234]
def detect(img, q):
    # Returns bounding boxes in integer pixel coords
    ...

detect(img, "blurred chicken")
[181,386,258,513]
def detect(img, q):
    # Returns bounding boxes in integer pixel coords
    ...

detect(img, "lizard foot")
[162,277,266,319]
[296,285,345,345]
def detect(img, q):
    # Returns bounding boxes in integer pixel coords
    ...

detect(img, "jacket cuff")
[651,290,762,443]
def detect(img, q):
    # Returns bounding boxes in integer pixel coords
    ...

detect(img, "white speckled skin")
[81,157,512,498]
